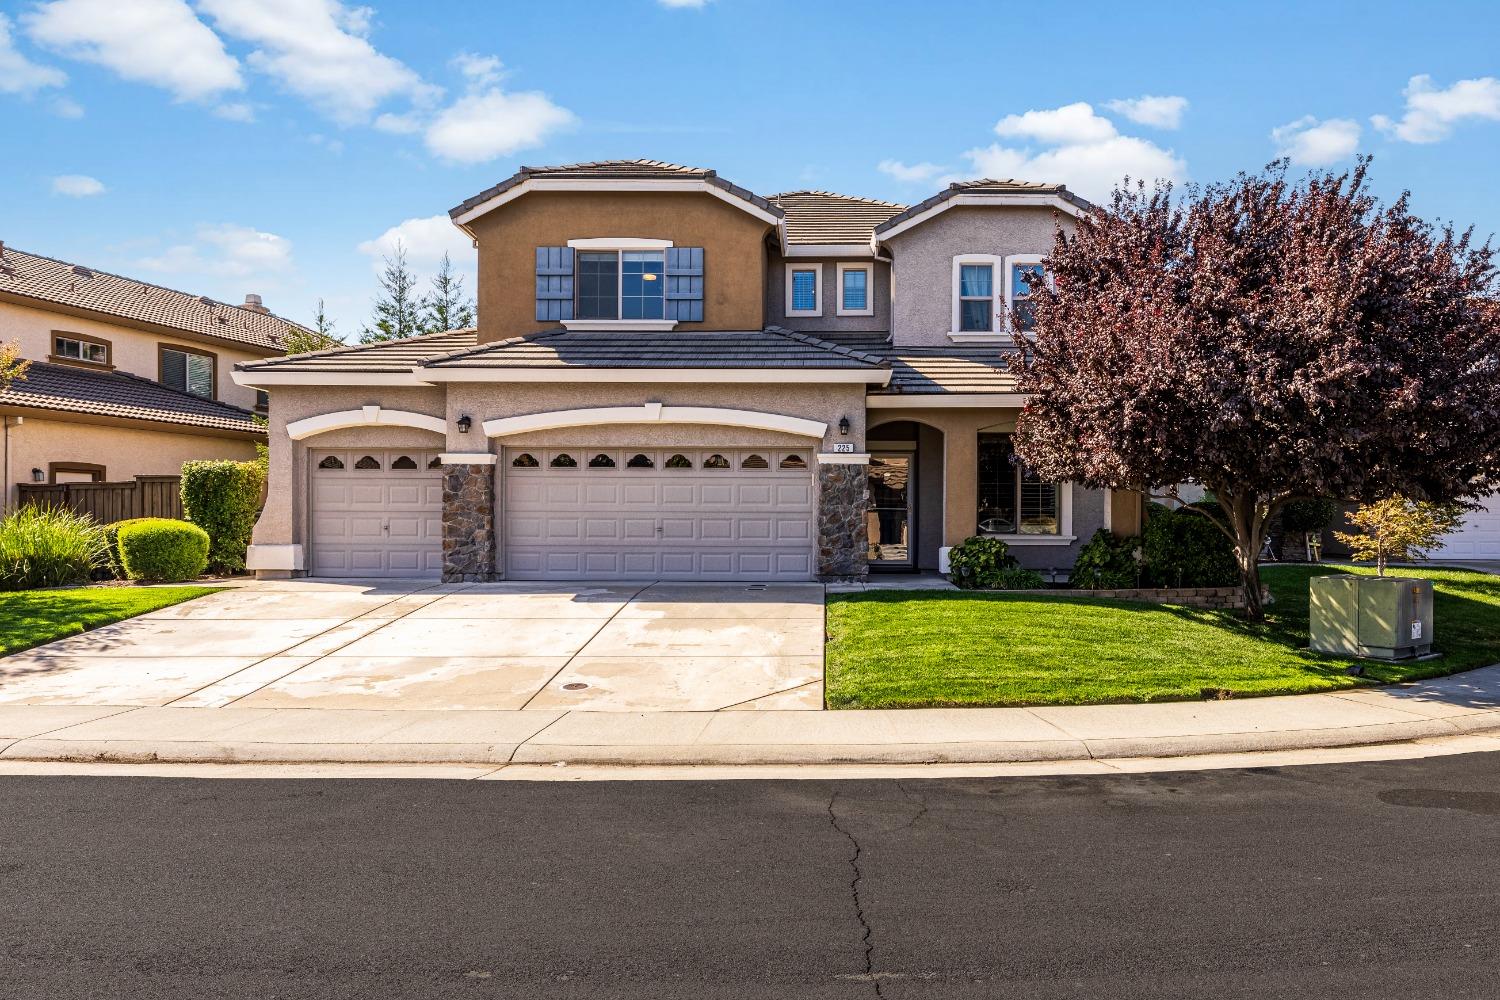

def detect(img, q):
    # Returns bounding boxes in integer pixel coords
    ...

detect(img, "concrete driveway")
[0,580,825,712]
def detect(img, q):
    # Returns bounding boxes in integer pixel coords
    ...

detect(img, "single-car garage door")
[310,448,444,577]
[1426,494,1500,560]
[504,446,815,581]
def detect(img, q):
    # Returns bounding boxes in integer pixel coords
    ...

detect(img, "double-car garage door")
[503,446,816,581]
[308,445,817,581]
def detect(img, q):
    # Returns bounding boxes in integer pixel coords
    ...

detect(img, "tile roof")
[874,179,1095,236]
[868,347,1023,395]
[0,244,309,353]
[450,159,783,221]
[423,327,888,371]
[236,327,479,373]
[766,191,906,246]
[0,361,265,434]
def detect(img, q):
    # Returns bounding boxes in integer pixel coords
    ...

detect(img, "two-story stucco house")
[0,243,305,506]
[235,160,1145,582]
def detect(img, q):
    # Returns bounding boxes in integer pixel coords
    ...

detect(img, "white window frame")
[835,262,874,317]
[1004,253,1049,336]
[785,262,823,318]
[949,254,1005,344]
[561,237,678,331]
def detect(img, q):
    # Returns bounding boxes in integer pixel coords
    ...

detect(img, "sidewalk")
[3,664,1498,766]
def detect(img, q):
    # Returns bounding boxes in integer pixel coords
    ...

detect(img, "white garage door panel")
[310,449,444,578]
[1427,495,1500,559]
[503,447,816,581]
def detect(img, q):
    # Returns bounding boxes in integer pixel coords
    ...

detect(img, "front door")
[866,453,913,568]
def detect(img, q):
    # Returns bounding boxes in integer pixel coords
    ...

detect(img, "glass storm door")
[867,454,914,567]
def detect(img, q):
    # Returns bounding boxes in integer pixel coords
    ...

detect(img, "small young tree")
[422,252,475,333]
[1011,160,1500,617]
[1334,496,1464,576]
[0,340,30,392]
[279,299,341,356]
[360,243,426,343]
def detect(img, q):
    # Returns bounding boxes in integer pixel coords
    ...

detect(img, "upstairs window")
[53,334,109,366]
[1008,258,1047,333]
[786,264,821,317]
[577,250,664,320]
[837,263,873,317]
[160,345,215,398]
[958,262,995,332]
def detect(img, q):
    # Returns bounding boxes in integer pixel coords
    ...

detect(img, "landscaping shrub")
[946,536,1018,589]
[1070,529,1143,589]
[181,459,266,574]
[1280,497,1339,535]
[101,517,154,579]
[1142,503,1240,588]
[992,566,1046,590]
[117,518,209,583]
[0,504,106,590]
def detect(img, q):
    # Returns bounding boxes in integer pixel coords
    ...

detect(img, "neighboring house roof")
[236,328,480,374]
[0,361,265,435]
[766,191,906,247]
[423,327,887,372]
[0,244,309,353]
[868,348,1022,395]
[450,159,783,227]
[873,179,1095,241]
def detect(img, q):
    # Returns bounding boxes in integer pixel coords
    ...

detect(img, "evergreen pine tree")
[360,243,426,343]
[422,252,476,333]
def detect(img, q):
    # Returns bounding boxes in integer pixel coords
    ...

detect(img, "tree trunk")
[1222,491,1267,619]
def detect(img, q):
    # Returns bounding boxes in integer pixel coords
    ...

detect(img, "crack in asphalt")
[896,780,930,831]
[827,789,881,997]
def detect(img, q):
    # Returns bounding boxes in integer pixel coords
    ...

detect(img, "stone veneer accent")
[816,462,868,580]
[442,463,496,582]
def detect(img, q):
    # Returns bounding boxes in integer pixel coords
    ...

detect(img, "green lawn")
[824,566,1500,709]
[0,586,220,657]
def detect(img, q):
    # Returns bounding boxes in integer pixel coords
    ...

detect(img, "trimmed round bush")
[117,518,210,583]
[946,536,1019,590]
[101,517,155,580]
[1142,503,1240,588]
[1071,528,1143,589]
[0,504,106,590]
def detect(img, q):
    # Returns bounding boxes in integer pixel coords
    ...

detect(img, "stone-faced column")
[440,453,497,582]
[816,458,869,581]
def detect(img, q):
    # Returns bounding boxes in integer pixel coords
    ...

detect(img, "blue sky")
[3,0,1499,338]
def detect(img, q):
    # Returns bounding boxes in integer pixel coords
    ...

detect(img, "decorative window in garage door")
[391,455,418,470]
[589,453,616,468]
[550,453,578,468]
[318,455,344,470]
[355,455,381,470]
[512,452,540,468]
[704,453,730,469]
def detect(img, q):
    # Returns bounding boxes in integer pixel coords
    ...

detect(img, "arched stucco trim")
[482,404,827,439]
[285,405,446,441]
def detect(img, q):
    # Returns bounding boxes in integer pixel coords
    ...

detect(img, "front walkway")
[0,580,825,713]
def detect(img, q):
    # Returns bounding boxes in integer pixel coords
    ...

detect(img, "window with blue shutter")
[665,247,704,322]
[535,246,574,322]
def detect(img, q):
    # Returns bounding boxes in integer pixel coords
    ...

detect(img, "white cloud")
[963,135,1186,201]
[357,215,475,292]
[1271,115,1360,166]
[373,111,422,134]
[50,95,83,117]
[213,101,256,122]
[139,223,292,277]
[1372,74,1500,143]
[1104,94,1188,130]
[424,87,574,163]
[24,0,241,102]
[452,52,502,88]
[877,159,946,183]
[197,0,434,124]
[51,173,104,196]
[0,12,66,94]
[994,102,1119,145]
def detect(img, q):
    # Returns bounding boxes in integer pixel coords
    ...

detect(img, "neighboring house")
[0,243,303,506]
[236,160,1144,582]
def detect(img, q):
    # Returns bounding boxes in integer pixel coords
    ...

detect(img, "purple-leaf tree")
[1010,159,1500,617]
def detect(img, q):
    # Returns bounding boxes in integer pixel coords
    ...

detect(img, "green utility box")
[1309,575,1434,660]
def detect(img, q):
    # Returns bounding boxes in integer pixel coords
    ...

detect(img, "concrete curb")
[2,667,1499,766]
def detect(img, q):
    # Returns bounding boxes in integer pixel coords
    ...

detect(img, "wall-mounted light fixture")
[456,414,472,434]
[838,416,850,436]
[31,468,44,482]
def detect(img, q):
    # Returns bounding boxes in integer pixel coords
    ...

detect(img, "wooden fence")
[17,475,182,523]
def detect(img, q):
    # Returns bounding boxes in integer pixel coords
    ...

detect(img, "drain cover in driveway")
[562,682,589,691]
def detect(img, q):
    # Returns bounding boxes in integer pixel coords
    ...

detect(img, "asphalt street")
[2,753,1498,999]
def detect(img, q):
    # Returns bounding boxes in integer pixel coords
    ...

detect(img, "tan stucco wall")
[0,299,271,410]
[468,191,773,341]
[1,415,257,507]
[883,206,1074,347]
